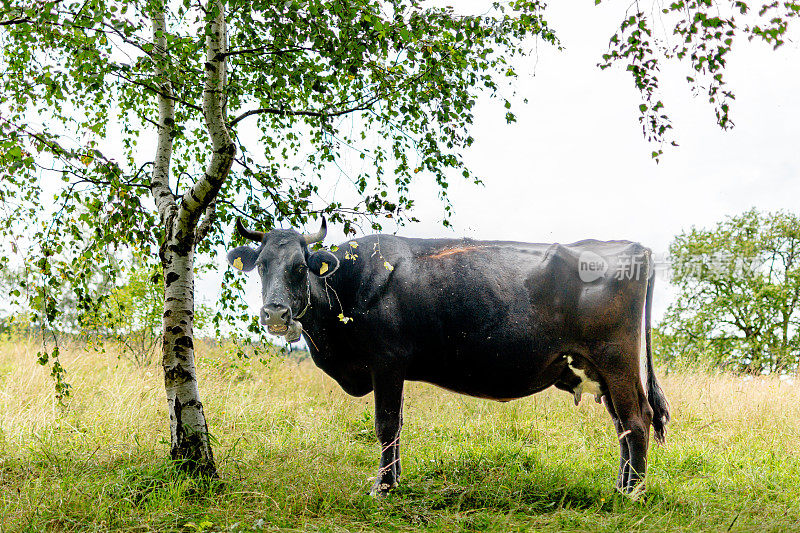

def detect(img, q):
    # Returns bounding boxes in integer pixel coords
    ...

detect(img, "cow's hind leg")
[604,376,653,494]
[603,396,631,491]
[394,399,403,479]
[370,372,404,496]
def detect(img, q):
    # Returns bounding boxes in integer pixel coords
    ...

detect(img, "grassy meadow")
[0,339,799,532]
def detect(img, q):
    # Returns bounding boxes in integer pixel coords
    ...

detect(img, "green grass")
[1,339,799,532]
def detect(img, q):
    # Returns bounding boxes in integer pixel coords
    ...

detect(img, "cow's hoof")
[616,481,646,500]
[369,481,397,497]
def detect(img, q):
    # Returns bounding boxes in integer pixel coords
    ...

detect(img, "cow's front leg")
[395,399,403,479]
[370,372,404,496]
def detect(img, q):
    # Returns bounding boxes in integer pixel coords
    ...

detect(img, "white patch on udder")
[567,356,602,405]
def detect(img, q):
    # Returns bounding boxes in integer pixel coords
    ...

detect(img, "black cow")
[227,218,670,495]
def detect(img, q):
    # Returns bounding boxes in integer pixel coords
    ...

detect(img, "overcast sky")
[206,2,800,327]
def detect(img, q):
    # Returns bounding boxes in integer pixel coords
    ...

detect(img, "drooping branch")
[0,15,31,26]
[220,44,311,58]
[227,55,444,129]
[175,0,235,240]
[228,95,381,127]
[112,70,203,113]
[150,5,177,226]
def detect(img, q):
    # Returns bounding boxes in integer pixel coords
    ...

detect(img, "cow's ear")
[227,246,259,272]
[307,250,339,278]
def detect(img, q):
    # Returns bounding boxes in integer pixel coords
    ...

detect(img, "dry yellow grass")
[0,338,799,532]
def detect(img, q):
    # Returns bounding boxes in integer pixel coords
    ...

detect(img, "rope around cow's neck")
[294,278,312,320]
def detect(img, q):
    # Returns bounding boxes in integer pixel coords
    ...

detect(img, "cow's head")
[227,217,338,342]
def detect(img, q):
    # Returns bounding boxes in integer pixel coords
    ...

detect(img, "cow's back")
[317,235,649,400]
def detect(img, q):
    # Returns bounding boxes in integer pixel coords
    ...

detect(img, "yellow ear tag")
[319,261,329,275]
[233,257,243,270]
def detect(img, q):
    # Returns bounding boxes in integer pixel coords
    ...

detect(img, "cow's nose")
[261,303,290,325]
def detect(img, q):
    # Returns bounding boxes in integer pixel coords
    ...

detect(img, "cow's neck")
[301,276,343,350]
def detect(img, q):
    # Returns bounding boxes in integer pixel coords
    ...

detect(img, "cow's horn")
[235,218,266,243]
[303,217,327,245]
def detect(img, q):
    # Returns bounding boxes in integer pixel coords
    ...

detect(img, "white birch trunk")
[150,3,217,475]
[161,239,216,474]
[159,0,234,474]
[147,0,234,474]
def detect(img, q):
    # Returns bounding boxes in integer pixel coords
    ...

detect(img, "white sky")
[214,2,800,327]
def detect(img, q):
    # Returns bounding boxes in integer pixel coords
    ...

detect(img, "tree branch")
[219,44,311,58]
[227,56,440,129]
[195,199,216,244]
[112,70,203,113]
[228,95,381,128]
[176,0,235,240]
[150,4,178,225]
[0,16,31,26]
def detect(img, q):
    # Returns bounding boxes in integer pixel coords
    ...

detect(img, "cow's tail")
[645,255,670,444]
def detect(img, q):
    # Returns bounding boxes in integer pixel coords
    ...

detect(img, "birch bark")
[149,0,235,475]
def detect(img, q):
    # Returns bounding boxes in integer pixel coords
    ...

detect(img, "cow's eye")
[294,264,307,276]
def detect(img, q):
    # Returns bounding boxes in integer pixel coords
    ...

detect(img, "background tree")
[83,251,214,367]
[658,209,800,374]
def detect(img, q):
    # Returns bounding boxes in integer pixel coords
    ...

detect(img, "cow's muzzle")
[261,304,303,342]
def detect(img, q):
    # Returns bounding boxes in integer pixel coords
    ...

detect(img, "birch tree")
[149,0,235,474]
[0,0,554,474]
[1,0,798,474]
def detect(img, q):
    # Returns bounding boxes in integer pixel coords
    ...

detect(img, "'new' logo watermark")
[578,251,608,283]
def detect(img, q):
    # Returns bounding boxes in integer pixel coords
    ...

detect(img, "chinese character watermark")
[577,251,764,283]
